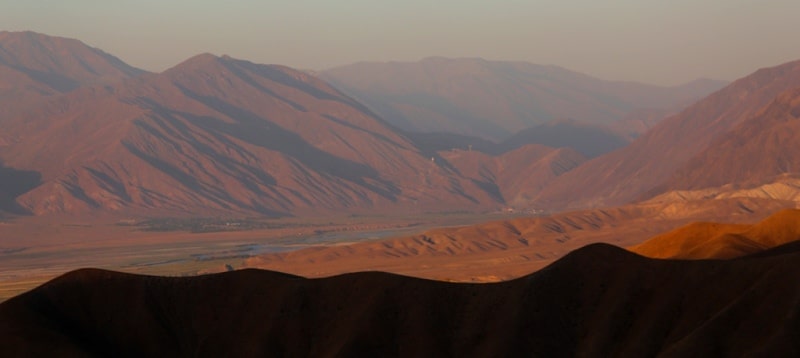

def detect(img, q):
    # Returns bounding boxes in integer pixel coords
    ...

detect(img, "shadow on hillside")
[0,161,41,215]
[122,100,288,216]
[128,91,401,209]
[9,64,80,92]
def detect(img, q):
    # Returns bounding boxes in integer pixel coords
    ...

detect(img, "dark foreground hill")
[2,243,799,357]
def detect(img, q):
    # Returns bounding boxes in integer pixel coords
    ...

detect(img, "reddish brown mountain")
[3,242,800,356]
[0,31,143,112]
[630,209,800,259]
[321,58,726,140]
[655,87,800,193]
[0,32,144,212]
[0,54,508,216]
[534,59,800,210]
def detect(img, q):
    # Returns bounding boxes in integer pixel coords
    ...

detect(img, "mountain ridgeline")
[321,57,726,140]
[3,31,800,217]
[2,241,799,356]
[1,52,507,215]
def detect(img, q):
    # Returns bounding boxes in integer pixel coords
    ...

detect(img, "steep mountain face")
[3,242,800,356]
[534,59,800,210]
[0,32,144,212]
[500,118,630,158]
[0,54,501,216]
[321,58,726,140]
[655,87,800,192]
[630,209,800,259]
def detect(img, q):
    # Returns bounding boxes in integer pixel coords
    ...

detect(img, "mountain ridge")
[321,57,727,140]
[0,52,510,216]
[2,240,799,356]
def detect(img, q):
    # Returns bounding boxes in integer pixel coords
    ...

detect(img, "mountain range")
[0,31,798,217]
[321,57,726,140]
[1,51,507,216]
[3,30,800,356]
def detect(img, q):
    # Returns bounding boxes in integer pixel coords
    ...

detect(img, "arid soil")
[631,209,800,259]
[245,198,796,281]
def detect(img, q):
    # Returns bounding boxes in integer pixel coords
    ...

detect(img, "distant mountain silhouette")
[406,117,628,159]
[321,57,726,140]
[500,118,630,158]
[3,241,799,356]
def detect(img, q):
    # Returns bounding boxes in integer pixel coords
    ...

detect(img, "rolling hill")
[2,242,799,356]
[245,198,794,281]
[631,209,800,259]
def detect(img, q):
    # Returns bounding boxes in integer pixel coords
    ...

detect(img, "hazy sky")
[2,0,800,85]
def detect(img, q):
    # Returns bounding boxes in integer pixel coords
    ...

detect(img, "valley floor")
[0,211,521,302]
[2,197,795,302]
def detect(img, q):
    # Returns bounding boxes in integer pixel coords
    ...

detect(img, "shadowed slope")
[631,209,800,259]
[654,87,800,193]
[500,118,630,158]
[2,243,800,356]
[0,54,501,215]
[0,32,143,215]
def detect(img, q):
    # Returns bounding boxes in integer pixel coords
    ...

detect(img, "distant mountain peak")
[166,52,223,71]
[0,30,144,93]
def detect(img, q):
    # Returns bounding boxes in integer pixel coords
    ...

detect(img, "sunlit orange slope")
[630,209,800,259]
